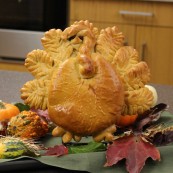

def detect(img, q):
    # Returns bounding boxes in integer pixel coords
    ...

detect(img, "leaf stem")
[0,100,6,109]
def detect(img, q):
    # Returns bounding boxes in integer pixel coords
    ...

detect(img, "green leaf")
[68,142,107,154]
[14,103,30,112]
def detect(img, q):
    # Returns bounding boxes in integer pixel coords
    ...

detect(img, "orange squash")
[0,101,20,121]
[117,114,138,127]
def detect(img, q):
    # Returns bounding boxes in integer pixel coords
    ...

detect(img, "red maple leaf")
[44,145,68,156]
[105,134,160,173]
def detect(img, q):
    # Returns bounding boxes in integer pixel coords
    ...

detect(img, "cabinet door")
[69,0,173,27]
[136,26,173,85]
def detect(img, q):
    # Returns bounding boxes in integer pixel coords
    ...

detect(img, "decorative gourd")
[0,100,20,121]
[0,100,20,135]
[0,136,40,159]
[116,114,138,127]
[7,111,48,139]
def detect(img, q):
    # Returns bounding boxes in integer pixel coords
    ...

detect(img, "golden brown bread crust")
[112,46,150,90]
[25,49,56,79]
[20,20,155,142]
[112,47,152,114]
[48,53,124,136]
[21,79,49,110]
[96,26,124,63]
[122,87,154,115]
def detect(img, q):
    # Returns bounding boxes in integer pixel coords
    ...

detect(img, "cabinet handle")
[141,43,147,61]
[119,10,153,17]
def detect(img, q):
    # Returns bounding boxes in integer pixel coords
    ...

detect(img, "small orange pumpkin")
[117,114,138,127]
[0,101,20,121]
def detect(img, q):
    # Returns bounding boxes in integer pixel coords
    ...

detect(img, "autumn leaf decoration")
[44,141,107,156]
[105,103,173,173]
[105,135,160,173]
[43,103,173,173]
[44,145,68,156]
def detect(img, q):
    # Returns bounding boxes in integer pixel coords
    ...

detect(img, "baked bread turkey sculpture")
[21,20,157,143]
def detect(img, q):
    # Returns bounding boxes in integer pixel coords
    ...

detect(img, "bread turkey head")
[21,20,156,143]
